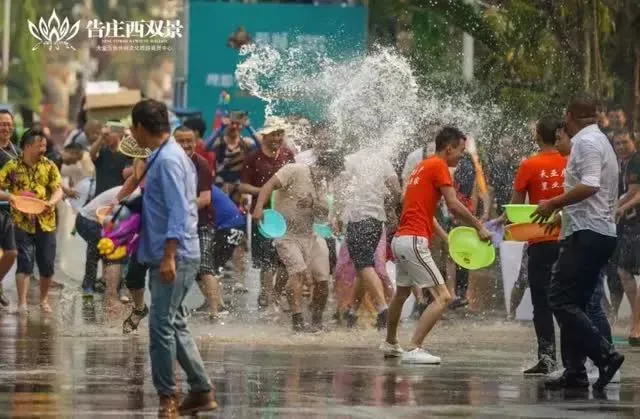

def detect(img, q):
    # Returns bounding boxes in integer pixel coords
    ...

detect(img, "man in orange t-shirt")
[509,115,566,375]
[380,126,491,364]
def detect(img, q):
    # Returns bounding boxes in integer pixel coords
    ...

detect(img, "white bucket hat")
[258,116,287,135]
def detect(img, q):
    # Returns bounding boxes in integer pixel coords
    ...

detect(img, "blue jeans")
[148,257,211,396]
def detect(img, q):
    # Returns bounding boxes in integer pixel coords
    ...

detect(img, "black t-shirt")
[621,151,640,225]
[93,146,132,195]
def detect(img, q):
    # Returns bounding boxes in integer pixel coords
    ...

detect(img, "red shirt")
[513,150,567,243]
[195,140,215,174]
[241,147,295,208]
[397,156,453,241]
[191,153,214,227]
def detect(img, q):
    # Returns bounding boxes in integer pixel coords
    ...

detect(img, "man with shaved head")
[533,93,623,390]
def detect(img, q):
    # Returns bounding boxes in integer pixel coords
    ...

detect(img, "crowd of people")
[0,93,635,414]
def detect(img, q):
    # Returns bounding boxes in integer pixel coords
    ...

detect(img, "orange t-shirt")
[513,150,567,244]
[397,156,453,241]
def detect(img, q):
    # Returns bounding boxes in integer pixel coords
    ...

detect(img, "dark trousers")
[527,242,559,361]
[550,230,617,375]
[75,215,101,288]
[586,275,612,344]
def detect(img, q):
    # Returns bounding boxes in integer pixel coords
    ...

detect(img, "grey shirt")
[561,124,618,239]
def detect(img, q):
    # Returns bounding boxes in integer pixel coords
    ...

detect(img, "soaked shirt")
[342,149,396,223]
[0,156,62,233]
[561,124,618,239]
[275,163,329,236]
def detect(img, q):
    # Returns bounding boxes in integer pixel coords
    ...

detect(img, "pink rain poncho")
[334,228,394,312]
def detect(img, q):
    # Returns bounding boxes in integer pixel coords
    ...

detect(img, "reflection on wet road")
[1,302,640,419]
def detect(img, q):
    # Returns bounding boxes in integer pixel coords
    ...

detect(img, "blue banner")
[186,2,367,131]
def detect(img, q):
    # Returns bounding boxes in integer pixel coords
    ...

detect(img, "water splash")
[236,42,509,164]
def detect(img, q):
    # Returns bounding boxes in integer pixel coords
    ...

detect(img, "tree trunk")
[634,47,640,135]
[583,2,592,90]
[592,0,602,101]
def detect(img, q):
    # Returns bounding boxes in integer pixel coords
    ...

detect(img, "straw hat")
[118,135,151,159]
[258,117,287,135]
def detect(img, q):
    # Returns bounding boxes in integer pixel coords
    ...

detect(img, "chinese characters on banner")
[539,169,566,191]
[87,19,183,52]
[87,19,183,38]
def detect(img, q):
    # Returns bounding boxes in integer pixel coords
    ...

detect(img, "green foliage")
[10,0,45,110]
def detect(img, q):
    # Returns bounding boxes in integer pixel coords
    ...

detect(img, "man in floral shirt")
[0,128,63,314]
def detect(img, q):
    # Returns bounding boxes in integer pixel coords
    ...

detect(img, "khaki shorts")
[275,235,330,282]
[392,235,445,288]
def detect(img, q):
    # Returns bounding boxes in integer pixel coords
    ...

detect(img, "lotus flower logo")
[27,10,80,51]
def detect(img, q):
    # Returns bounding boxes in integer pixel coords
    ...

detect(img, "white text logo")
[28,10,80,51]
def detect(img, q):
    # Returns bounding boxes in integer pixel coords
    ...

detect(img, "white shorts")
[391,235,445,288]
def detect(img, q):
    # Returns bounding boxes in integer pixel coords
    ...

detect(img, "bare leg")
[409,284,452,349]
[197,274,221,316]
[232,245,246,288]
[288,272,305,315]
[130,289,145,310]
[446,259,457,297]
[273,266,289,303]
[509,284,526,319]
[103,264,122,311]
[259,268,275,306]
[0,250,16,281]
[310,281,329,325]
[385,287,411,344]
[412,286,425,304]
[39,276,53,312]
[618,267,637,316]
[16,273,29,311]
[353,267,387,312]
[630,288,640,338]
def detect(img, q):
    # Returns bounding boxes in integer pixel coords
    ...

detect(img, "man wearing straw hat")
[0,128,64,314]
[240,117,295,309]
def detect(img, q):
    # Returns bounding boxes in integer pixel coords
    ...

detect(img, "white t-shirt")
[68,177,96,212]
[561,124,618,239]
[79,186,139,223]
[401,143,435,186]
[295,149,316,166]
[341,149,397,223]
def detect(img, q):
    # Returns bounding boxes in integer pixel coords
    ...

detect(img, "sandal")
[123,305,149,334]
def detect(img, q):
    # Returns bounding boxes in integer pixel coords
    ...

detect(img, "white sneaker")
[586,359,621,384]
[401,348,441,364]
[379,341,404,358]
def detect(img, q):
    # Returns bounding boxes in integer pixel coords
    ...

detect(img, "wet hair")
[64,142,85,152]
[183,117,207,138]
[173,125,195,137]
[20,128,45,148]
[316,149,344,173]
[435,126,466,152]
[613,128,632,140]
[0,108,13,120]
[568,93,597,120]
[536,115,562,146]
[131,99,170,135]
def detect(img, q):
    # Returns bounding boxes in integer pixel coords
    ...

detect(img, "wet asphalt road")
[1,285,640,418]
